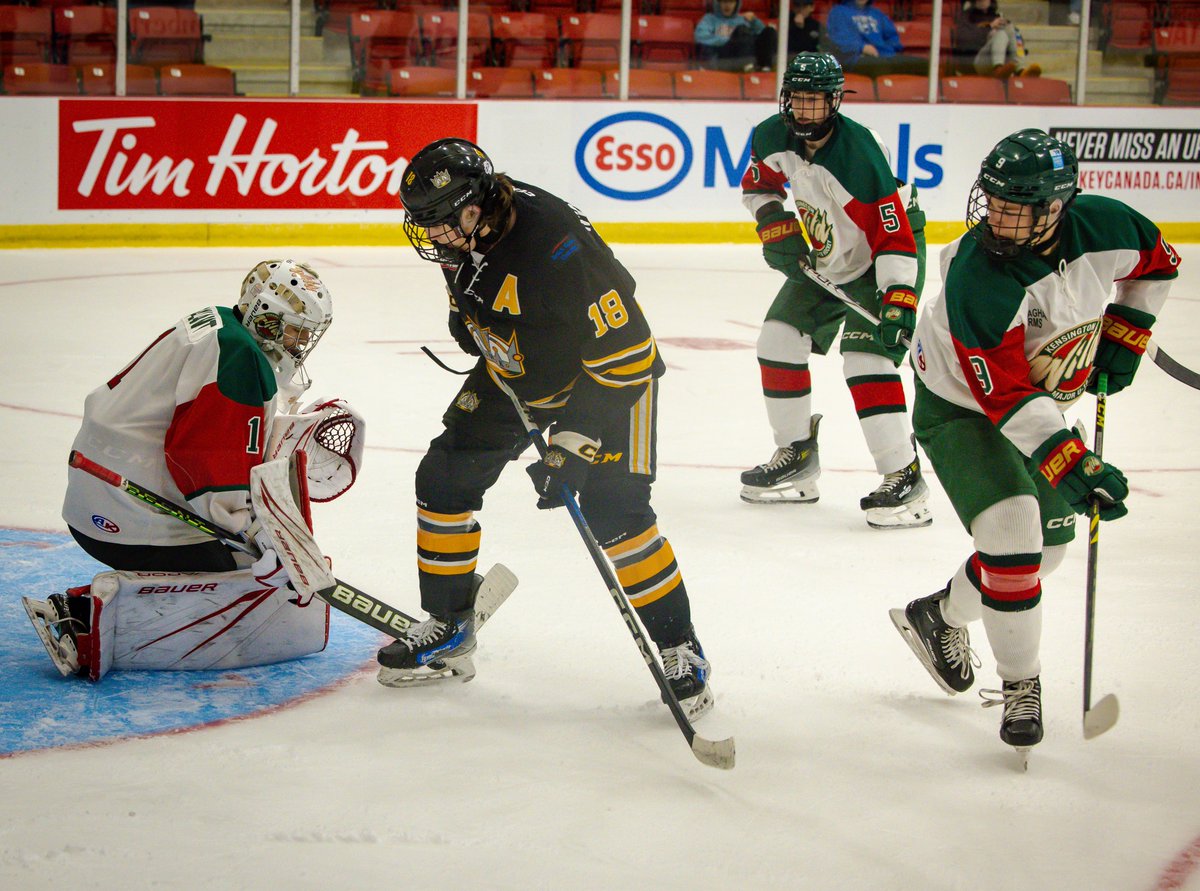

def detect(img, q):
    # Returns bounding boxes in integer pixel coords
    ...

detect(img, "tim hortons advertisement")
[57,100,476,210]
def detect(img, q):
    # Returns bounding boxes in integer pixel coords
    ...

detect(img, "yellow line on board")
[2,221,1199,248]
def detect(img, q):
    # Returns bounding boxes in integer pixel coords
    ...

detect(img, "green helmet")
[780,52,844,140]
[967,129,1080,257]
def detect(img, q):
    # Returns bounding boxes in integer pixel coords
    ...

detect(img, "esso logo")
[576,112,693,201]
[91,514,120,534]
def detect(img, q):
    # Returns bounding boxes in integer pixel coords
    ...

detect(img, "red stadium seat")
[673,68,741,99]
[1103,2,1155,54]
[842,71,875,100]
[468,65,536,97]
[421,11,492,68]
[0,6,52,66]
[79,62,157,95]
[157,62,236,95]
[128,7,204,66]
[314,0,382,37]
[349,10,421,93]
[940,74,1006,102]
[741,70,776,100]
[3,60,78,94]
[492,12,559,69]
[874,73,928,101]
[560,13,621,70]
[387,64,456,96]
[634,14,694,70]
[1007,75,1071,104]
[534,66,604,97]
[53,6,117,66]
[1153,23,1200,54]
[603,66,673,97]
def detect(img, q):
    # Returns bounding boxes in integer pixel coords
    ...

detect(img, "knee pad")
[757,320,811,365]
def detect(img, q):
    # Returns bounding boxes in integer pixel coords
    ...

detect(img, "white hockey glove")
[266,397,366,502]
[250,548,292,589]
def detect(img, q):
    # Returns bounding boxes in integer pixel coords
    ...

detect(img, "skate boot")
[376,610,477,684]
[659,629,713,721]
[22,591,88,677]
[739,415,821,504]
[860,453,932,529]
[982,677,1043,766]
[889,587,979,694]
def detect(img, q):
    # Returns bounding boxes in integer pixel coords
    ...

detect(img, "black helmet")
[401,138,500,263]
[779,52,844,140]
[967,128,1080,258]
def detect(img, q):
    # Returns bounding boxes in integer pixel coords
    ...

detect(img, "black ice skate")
[377,611,477,683]
[889,588,979,694]
[22,592,87,677]
[982,677,1043,767]
[860,454,932,529]
[659,629,713,721]
[740,414,821,504]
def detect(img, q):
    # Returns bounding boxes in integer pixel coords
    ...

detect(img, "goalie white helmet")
[238,260,333,390]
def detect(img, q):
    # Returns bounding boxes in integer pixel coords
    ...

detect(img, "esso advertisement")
[57,99,477,210]
[574,108,945,207]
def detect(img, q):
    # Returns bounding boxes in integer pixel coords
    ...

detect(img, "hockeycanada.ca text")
[1077,168,1200,190]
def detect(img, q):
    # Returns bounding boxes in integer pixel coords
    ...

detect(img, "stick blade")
[1083,693,1120,740]
[691,734,736,770]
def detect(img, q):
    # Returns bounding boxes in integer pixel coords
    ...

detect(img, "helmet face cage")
[965,129,1079,258]
[238,260,332,380]
[400,138,497,264]
[780,52,844,140]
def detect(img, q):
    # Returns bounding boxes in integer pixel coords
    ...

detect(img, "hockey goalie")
[23,259,365,681]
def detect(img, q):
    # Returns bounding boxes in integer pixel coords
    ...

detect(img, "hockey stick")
[1146,339,1200,391]
[487,371,735,771]
[67,450,425,639]
[793,217,911,349]
[1082,375,1120,740]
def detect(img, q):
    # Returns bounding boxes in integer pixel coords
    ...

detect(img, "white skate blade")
[22,597,77,677]
[680,686,714,722]
[377,653,477,687]
[865,498,933,529]
[739,474,820,504]
[1083,694,1120,740]
[1014,746,1032,772]
[888,607,958,696]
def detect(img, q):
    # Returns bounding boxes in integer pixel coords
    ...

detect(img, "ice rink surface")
[1,243,1198,890]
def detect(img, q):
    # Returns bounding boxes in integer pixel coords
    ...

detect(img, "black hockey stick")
[1146,340,1200,391]
[487,372,735,770]
[1082,376,1120,739]
[67,450,424,639]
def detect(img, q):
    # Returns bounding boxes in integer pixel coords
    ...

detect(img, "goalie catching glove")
[525,431,598,509]
[266,398,365,502]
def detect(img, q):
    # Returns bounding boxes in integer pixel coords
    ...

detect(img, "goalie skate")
[376,563,517,688]
[23,593,83,677]
[739,415,821,504]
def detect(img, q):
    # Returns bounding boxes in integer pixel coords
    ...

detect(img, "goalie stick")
[486,370,735,771]
[1082,375,1120,740]
[66,450,514,643]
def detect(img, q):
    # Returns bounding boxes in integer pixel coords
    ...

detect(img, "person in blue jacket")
[694,0,778,72]
[826,0,928,76]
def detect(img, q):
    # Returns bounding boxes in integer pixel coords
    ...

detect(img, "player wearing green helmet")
[739,50,931,530]
[890,128,1180,760]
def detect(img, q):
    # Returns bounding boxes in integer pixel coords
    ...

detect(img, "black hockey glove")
[525,432,598,510]
[449,310,480,356]
[1087,304,1154,396]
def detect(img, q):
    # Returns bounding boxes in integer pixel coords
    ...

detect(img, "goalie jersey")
[63,305,282,548]
[445,181,666,441]
[912,193,1179,460]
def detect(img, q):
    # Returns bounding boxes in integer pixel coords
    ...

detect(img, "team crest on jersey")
[455,390,481,413]
[794,202,833,261]
[1027,320,1102,405]
[465,319,525,376]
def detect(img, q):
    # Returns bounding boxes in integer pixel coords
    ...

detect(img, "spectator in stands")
[695,0,779,72]
[825,0,928,76]
[788,0,824,56]
[953,0,1042,78]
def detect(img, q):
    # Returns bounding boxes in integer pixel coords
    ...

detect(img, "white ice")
[1,244,1198,890]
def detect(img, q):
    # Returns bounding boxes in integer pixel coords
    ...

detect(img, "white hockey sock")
[757,320,813,447]
[841,352,913,473]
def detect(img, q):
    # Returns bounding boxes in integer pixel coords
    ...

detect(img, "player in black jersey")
[377,138,712,719]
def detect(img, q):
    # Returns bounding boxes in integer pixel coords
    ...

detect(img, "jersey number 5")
[587,291,629,337]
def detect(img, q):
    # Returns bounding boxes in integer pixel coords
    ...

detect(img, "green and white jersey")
[912,194,1179,459]
[741,112,919,300]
